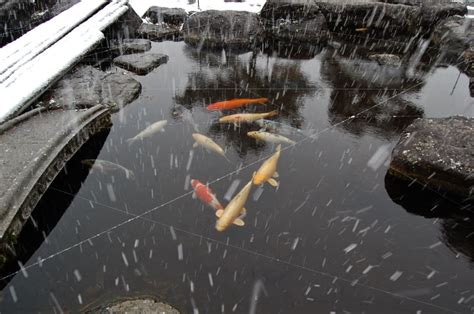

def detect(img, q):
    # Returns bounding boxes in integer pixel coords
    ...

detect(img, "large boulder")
[183,10,262,50]
[113,52,169,75]
[260,0,328,43]
[45,65,141,109]
[142,6,188,26]
[389,116,474,199]
[318,2,421,37]
[137,23,181,41]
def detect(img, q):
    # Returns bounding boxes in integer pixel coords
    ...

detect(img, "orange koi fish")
[207,98,268,111]
[191,179,224,211]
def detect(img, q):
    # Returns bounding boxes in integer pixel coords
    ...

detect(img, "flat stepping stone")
[110,38,152,54]
[389,116,474,200]
[46,65,141,109]
[113,52,169,75]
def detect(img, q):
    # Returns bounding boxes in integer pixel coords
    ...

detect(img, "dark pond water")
[0,40,473,313]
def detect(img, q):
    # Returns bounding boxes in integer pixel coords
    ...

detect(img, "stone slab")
[113,52,169,75]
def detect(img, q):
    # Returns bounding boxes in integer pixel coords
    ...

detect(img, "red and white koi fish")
[191,179,224,211]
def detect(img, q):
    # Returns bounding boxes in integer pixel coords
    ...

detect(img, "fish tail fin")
[267,110,278,118]
[126,138,134,147]
[276,144,282,152]
[289,139,297,145]
[127,170,136,180]
[257,98,268,104]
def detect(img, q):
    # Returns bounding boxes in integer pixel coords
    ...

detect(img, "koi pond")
[0,40,473,313]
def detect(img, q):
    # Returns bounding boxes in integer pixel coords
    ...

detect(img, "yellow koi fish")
[247,131,296,145]
[215,179,253,231]
[253,144,281,187]
[219,110,278,124]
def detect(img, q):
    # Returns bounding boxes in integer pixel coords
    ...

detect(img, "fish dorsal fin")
[215,209,224,218]
[233,218,245,226]
[192,192,197,199]
[273,172,279,178]
[267,178,279,187]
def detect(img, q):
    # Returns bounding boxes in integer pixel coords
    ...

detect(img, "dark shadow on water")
[321,45,426,139]
[0,129,110,289]
[385,171,474,266]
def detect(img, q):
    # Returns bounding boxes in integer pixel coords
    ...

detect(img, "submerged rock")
[46,65,141,109]
[113,52,169,75]
[110,39,152,55]
[389,116,474,199]
[142,6,187,26]
[183,10,262,49]
[137,23,181,41]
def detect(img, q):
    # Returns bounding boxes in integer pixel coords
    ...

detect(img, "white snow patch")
[129,0,267,17]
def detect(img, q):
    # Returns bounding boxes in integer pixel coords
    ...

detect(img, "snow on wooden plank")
[0,0,109,82]
[0,0,130,123]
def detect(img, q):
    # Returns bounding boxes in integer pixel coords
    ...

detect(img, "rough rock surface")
[389,116,474,199]
[142,6,187,26]
[89,297,180,314]
[113,52,169,75]
[137,23,181,41]
[47,65,141,109]
[110,39,152,54]
[261,1,327,43]
[183,10,262,49]
[368,53,402,67]
[318,2,421,36]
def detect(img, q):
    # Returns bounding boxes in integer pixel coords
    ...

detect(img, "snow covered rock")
[46,65,141,109]
[183,10,262,49]
[389,117,474,199]
[113,52,168,75]
[142,6,188,26]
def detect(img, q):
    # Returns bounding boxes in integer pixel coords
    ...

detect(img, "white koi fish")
[192,133,228,160]
[126,120,167,145]
[81,159,135,180]
[247,131,296,145]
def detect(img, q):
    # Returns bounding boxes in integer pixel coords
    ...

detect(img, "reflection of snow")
[129,0,267,17]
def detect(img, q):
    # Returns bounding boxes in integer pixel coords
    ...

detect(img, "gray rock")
[318,2,421,36]
[143,6,187,26]
[113,52,169,75]
[389,116,474,199]
[368,53,402,67]
[260,0,321,23]
[110,38,152,54]
[88,297,180,314]
[183,10,262,49]
[420,3,467,30]
[270,15,328,43]
[47,65,141,109]
[261,1,327,43]
[137,23,181,41]
[432,16,473,61]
